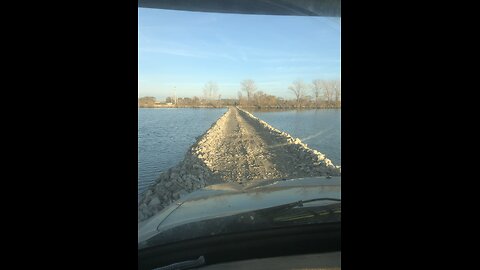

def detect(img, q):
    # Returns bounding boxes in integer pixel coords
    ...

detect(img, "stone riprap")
[138,106,340,222]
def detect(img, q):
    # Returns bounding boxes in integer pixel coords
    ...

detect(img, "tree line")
[139,79,340,109]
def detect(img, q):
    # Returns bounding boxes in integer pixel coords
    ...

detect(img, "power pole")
[174,86,177,105]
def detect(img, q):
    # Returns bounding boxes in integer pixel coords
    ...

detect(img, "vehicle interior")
[138,1,341,269]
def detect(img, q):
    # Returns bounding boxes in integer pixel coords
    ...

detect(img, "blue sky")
[138,8,340,100]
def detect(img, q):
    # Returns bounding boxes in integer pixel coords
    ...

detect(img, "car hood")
[138,176,341,246]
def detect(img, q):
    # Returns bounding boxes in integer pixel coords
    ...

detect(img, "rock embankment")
[138,106,340,222]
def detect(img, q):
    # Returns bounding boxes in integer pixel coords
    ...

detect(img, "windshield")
[138,3,340,250]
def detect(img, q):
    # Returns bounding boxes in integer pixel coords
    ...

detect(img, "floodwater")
[248,109,341,166]
[138,108,227,197]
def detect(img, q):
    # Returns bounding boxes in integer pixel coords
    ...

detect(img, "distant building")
[152,101,175,108]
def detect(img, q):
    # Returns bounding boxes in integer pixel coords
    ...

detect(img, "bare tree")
[192,96,200,106]
[311,79,323,106]
[321,80,340,108]
[203,81,219,101]
[237,91,245,106]
[241,79,257,104]
[322,80,333,108]
[138,96,156,108]
[333,80,341,107]
[288,79,307,107]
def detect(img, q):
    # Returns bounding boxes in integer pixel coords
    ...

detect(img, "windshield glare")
[138,6,341,247]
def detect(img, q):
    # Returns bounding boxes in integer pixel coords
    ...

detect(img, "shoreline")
[139,106,341,110]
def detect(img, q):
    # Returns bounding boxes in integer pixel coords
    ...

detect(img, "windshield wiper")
[143,198,341,248]
[258,197,341,213]
[250,198,341,223]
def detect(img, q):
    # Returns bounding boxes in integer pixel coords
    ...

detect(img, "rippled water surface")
[138,108,227,197]
[249,109,341,166]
